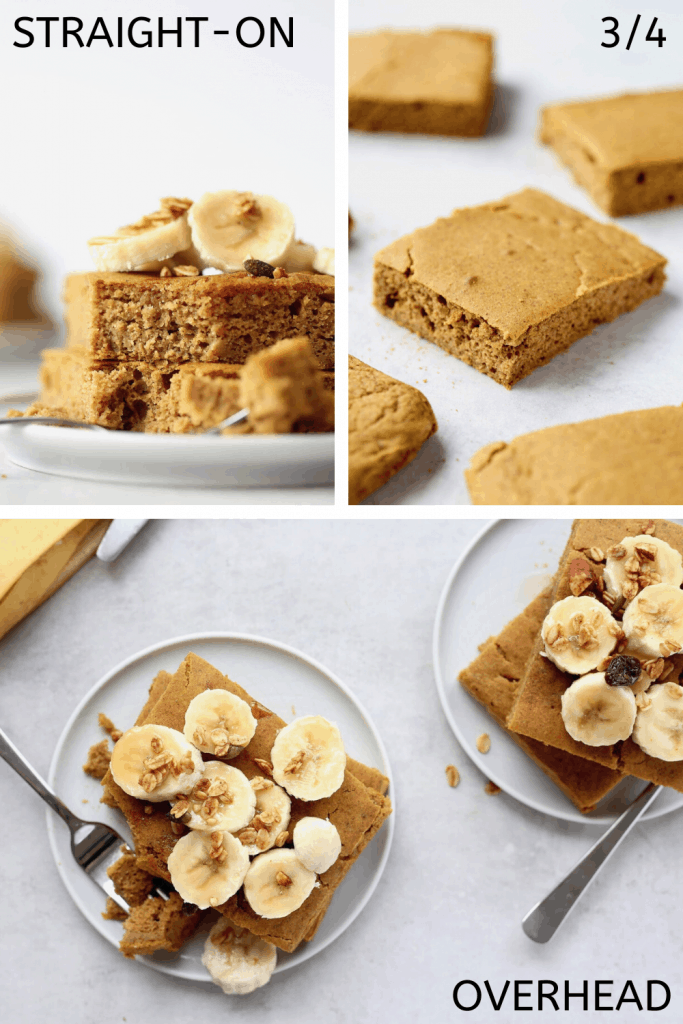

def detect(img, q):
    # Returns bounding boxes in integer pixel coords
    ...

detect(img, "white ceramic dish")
[47,633,394,982]
[0,424,334,487]
[433,519,683,825]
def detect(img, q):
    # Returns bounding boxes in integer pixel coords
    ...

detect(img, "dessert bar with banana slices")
[507,520,683,792]
[97,652,391,972]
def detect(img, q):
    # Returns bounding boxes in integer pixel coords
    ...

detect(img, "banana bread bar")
[507,520,683,792]
[349,29,494,136]
[374,188,666,388]
[459,588,624,813]
[22,346,333,433]
[466,405,683,504]
[348,356,437,504]
[64,270,335,368]
[101,653,392,954]
[540,89,683,216]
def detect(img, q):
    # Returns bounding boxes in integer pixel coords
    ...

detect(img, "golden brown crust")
[349,30,493,137]
[348,355,437,504]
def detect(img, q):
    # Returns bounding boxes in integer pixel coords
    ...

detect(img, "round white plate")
[434,519,683,825]
[47,633,393,981]
[0,425,334,487]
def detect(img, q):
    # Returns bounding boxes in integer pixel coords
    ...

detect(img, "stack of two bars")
[31,269,335,433]
[460,519,683,813]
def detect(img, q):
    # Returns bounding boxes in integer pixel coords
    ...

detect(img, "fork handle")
[0,726,82,831]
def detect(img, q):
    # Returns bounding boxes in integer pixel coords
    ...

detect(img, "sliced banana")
[282,238,316,273]
[235,776,291,855]
[622,584,683,660]
[632,682,683,760]
[604,536,683,606]
[88,197,193,272]
[110,724,203,802]
[561,672,636,746]
[271,715,346,800]
[292,817,341,874]
[243,849,317,919]
[171,762,256,833]
[541,596,621,675]
[188,191,294,272]
[313,247,335,276]
[184,689,257,759]
[167,830,249,909]
[201,920,277,995]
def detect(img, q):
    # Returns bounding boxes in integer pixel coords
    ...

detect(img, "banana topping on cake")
[561,672,637,746]
[201,921,277,995]
[292,817,341,874]
[110,724,203,801]
[188,191,295,272]
[170,762,256,833]
[235,777,291,856]
[88,197,193,272]
[541,596,622,675]
[184,689,257,759]
[632,682,683,761]
[271,715,346,800]
[167,830,250,909]
[604,536,683,606]
[243,849,318,919]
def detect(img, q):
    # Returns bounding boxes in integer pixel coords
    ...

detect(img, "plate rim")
[432,519,683,826]
[47,630,395,981]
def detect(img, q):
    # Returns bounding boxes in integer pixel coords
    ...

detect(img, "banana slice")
[201,920,277,995]
[88,197,193,272]
[188,191,294,272]
[184,689,257,759]
[604,536,683,605]
[243,849,317,919]
[292,817,341,874]
[541,596,621,675]
[110,725,203,802]
[282,238,316,273]
[170,762,256,833]
[622,584,683,660]
[312,247,335,276]
[167,830,249,909]
[561,672,637,746]
[271,715,346,800]
[632,682,683,760]
[235,776,291,855]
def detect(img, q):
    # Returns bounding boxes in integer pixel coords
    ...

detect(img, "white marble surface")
[350,0,683,504]
[2,519,683,1022]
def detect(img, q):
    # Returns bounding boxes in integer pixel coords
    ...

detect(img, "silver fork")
[0,725,169,912]
[0,408,249,434]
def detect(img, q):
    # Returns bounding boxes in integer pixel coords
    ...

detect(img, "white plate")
[47,633,394,982]
[0,425,334,487]
[434,519,683,825]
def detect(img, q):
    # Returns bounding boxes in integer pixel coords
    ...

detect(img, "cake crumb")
[83,739,111,779]
[476,733,491,754]
[98,712,123,742]
[445,764,460,788]
[102,897,128,921]
[485,781,501,796]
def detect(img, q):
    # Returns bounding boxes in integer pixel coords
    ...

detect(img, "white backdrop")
[350,0,683,504]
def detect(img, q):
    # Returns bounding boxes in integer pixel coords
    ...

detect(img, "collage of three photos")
[2,1,683,1022]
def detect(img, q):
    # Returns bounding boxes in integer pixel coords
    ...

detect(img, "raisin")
[243,259,275,278]
[605,655,641,687]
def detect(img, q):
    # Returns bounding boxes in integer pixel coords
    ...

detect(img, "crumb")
[1,474,6,479]
[98,712,123,742]
[83,739,111,779]
[291,705,296,716]
[82,799,88,804]
[102,897,128,921]
[144,805,153,815]
[485,781,501,796]
[476,733,491,754]
[445,764,460,788]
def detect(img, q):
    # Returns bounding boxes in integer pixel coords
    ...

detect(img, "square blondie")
[349,29,494,137]
[373,188,666,388]
[459,589,624,813]
[540,89,683,216]
[507,520,683,792]
[102,653,391,953]
[64,270,335,368]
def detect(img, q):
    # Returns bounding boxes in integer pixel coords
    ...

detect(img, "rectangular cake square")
[373,188,666,388]
[64,270,335,368]
[25,346,333,433]
[507,519,683,793]
[349,29,494,137]
[459,589,624,813]
[102,653,391,953]
[540,89,683,216]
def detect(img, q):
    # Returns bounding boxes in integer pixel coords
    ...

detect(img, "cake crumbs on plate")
[485,781,501,796]
[82,738,111,779]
